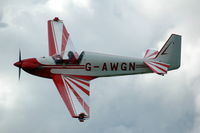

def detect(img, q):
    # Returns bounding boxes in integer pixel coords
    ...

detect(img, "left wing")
[48,17,78,58]
[52,74,95,122]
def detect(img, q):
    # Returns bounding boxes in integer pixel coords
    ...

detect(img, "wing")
[48,17,78,58]
[52,74,96,120]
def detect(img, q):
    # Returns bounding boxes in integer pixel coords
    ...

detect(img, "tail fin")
[144,34,181,75]
[155,34,181,70]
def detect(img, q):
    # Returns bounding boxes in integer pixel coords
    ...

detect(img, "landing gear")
[78,113,88,122]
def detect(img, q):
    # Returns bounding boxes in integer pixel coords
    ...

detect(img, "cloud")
[0,22,8,28]
[0,0,200,133]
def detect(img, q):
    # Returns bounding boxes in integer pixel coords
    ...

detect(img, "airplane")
[14,17,181,122]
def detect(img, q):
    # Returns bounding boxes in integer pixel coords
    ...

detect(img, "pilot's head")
[68,51,75,59]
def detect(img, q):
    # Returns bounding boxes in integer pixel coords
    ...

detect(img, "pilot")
[68,51,78,64]
[53,55,63,64]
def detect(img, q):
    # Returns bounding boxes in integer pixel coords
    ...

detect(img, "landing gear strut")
[78,113,88,122]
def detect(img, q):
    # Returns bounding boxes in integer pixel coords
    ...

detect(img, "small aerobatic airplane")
[14,17,181,122]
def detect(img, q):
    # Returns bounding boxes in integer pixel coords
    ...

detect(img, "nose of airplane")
[13,58,39,69]
[14,61,22,68]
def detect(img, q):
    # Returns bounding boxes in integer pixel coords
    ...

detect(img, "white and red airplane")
[14,17,181,122]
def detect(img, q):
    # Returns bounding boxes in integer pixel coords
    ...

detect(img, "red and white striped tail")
[144,49,159,59]
[144,49,170,75]
[144,61,170,75]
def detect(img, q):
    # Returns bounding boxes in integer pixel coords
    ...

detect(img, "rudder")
[155,34,181,70]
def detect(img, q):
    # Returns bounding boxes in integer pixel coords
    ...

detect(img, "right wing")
[52,74,96,121]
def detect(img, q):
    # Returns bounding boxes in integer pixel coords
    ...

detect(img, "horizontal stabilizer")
[144,61,170,75]
[144,49,158,59]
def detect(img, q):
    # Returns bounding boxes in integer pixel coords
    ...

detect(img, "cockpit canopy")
[52,51,85,64]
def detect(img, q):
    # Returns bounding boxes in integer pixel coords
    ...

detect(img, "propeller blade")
[18,67,21,80]
[18,49,22,80]
[19,49,21,62]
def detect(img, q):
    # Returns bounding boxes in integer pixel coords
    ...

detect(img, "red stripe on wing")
[65,81,89,115]
[66,77,90,96]
[48,21,57,56]
[71,77,90,87]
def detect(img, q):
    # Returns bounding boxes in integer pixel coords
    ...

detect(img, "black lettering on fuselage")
[85,63,91,71]
[129,62,135,71]
[85,62,136,71]
[121,63,127,71]
[102,63,108,71]
[110,63,118,71]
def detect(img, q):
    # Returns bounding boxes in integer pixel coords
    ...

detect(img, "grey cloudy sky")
[0,0,200,133]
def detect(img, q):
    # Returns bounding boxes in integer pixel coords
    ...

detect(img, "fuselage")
[14,51,152,79]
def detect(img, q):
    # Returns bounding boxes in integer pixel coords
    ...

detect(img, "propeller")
[18,49,22,80]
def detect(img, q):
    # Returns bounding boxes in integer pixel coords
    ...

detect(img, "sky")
[0,0,200,133]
